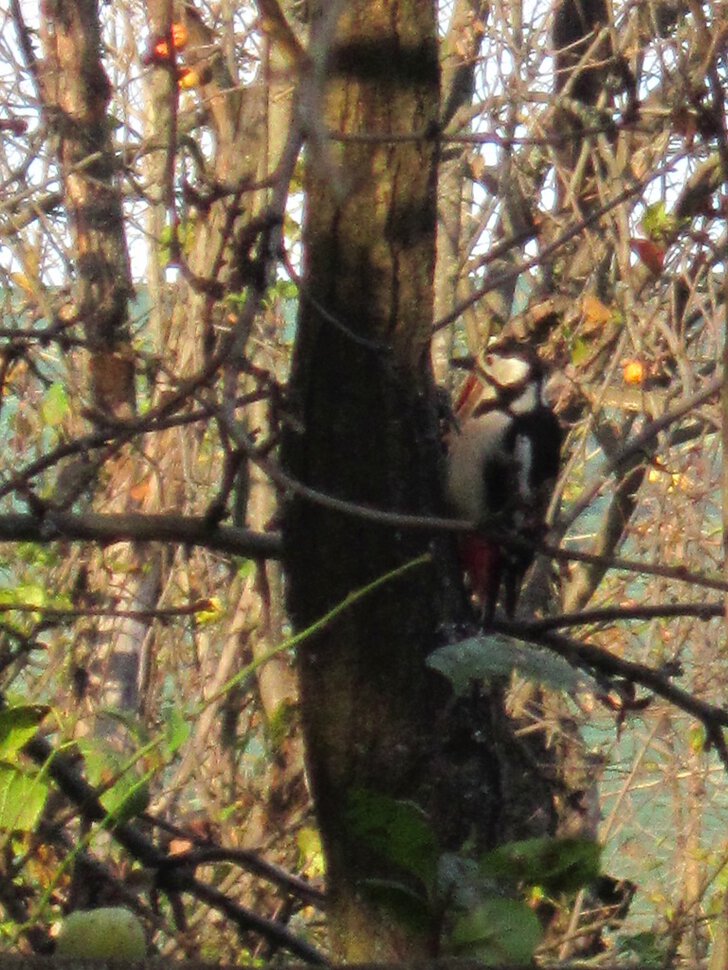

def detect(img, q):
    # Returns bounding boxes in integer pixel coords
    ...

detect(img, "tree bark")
[282,1,572,955]
[39,0,144,727]
[283,0,450,958]
[40,0,135,419]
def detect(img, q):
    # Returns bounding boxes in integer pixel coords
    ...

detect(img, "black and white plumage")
[446,342,563,620]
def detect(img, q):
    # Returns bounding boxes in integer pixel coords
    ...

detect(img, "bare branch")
[0,512,281,559]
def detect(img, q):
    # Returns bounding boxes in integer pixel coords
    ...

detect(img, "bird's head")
[479,341,546,415]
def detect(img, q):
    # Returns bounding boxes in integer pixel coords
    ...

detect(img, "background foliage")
[0,0,727,966]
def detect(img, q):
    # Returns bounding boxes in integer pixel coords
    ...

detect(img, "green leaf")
[428,634,593,696]
[103,774,151,825]
[346,790,438,888]
[236,559,255,580]
[0,583,48,614]
[449,897,543,964]
[267,699,296,751]
[479,837,602,897]
[688,723,706,753]
[438,852,499,912]
[158,223,197,266]
[358,878,431,934]
[641,200,681,242]
[78,740,150,825]
[0,762,49,831]
[617,930,667,966]
[15,584,47,609]
[179,218,197,256]
[0,704,49,759]
[17,543,60,568]
[40,382,69,427]
[163,706,190,756]
[265,279,299,304]
[571,336,591,366]
[98,708,151,747]
[195,596,224,626]
[297,826,325,879]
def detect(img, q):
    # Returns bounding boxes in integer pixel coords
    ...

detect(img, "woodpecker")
[446,341,563,620]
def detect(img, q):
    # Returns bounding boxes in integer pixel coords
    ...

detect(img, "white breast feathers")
[446,410,513,524]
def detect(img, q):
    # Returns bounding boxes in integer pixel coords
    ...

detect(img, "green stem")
[200,553,432,711]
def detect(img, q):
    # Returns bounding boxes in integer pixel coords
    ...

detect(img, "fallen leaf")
[582,293,612,328]
[130,474,153,502]
[0,118,28,135]
[630,237,665,275]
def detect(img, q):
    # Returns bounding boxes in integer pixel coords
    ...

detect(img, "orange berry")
[177,67,195,91]
[622,360,645,385]
[142,23,189,65]
[150,38,171,61]
[177,67,199,90]
[171,22,189,49]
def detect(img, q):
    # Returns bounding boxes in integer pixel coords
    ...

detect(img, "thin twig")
[493,620,728,772]
[525,600,724,633]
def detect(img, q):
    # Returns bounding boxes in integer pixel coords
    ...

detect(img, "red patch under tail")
[460,533,502,622]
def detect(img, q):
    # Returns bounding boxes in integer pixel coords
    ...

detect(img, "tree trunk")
[283,0,570,956]
[40,0,135,419]
[39,0,145,730]
[283,0,449,958]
